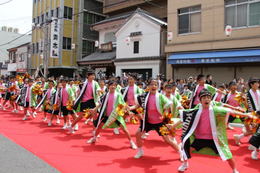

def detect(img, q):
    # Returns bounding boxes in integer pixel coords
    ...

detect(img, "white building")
[7,42,31,75]
[78,13,131,78]
[115,9,167,79]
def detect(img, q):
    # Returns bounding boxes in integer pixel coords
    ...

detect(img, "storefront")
[168,49,260,83]
[77,50,116,79]
[114,57,164,80]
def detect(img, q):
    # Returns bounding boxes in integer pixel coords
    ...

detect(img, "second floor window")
[83,12,104,24]
[64,6,73,20]
[225,0,260,28]
[133,41,139,54]
[63,37,72,50]
[178,5,201,34]
[82,40,95,57]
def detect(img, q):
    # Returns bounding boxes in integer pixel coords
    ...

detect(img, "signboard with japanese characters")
[169,57,260,65]
[50,18,60,58]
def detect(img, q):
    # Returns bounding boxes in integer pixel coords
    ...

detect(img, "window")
[225,0,260,27]
[63,37,72,50]
[82,40,95,56]
[32,43,35,54]
[56,7,59,18]
[133,41,139,54]
[51,10,54,17]
[46,12,49,20]
[37,16,40,24]
[41,14,44,23]
[19,54,24,62]
[36,42,39,53]
[83,12,104,24]
[64,6,73,20]
[104,32,116,43]
[178,5,201,34]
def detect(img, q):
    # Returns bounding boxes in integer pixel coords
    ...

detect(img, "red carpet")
[0,109,259,173]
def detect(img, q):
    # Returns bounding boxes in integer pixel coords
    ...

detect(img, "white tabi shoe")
[113,128,120,135]
[56,118,61,124]
[22,116,27,121]
[141,133,149,139]
[62,124,68,130]
[67,126,75,134]
[248,145,256,151]
[251,150,258,160]
[87,137,97,144]
[74,124,79,131]
[233,135,241,145]
[134,149,144,159]
[178,162,189,172]
[32,112,37,118]
[26,111,31,117]
[48,122,52,127]
[233,169,240,173]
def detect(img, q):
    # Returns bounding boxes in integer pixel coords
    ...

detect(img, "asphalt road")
[0,134,59,173]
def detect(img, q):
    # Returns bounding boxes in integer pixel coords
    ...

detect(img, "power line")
[0,30,32,47]
[0,0,13,5]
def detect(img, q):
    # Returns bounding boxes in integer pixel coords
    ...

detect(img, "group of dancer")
[0,71,259,173]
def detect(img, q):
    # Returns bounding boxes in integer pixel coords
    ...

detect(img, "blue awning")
[168,49,260,64]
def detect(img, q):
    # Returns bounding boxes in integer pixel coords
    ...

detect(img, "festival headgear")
[248,77,259,85]
[199,89,212,98]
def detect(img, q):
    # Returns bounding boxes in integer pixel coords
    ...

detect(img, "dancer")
[87,80,137,149]
[68,70,100,133]
[189,74,218,108]
[59,78,78,129]
[178,89,254,173]
[22,79,38,120]
[234,78,260,145]
[223,82,246,129]
[134,79,181,159]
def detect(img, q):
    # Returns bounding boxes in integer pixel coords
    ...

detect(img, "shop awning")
[168,49,260,64]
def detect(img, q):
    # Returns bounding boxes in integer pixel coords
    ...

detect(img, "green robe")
[96,91,126,129]
[180,104,232,161]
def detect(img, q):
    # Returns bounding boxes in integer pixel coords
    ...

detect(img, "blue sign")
[169,57,260,64]
[168,49,260,65]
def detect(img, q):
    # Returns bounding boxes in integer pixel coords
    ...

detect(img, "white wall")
[99,28,118,45]
[115,60,160,78]
[16,45,28,71]
[116,14,161,59]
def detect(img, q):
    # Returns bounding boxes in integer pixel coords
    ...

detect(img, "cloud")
[0,0,32,34]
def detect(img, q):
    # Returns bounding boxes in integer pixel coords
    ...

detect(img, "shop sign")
[100,42,112,52]
[50,18,60,58]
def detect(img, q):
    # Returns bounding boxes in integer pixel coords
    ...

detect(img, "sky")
[0,0,32,34]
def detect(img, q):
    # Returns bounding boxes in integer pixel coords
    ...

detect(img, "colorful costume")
[180,105,232,161]
[94,91,126,129]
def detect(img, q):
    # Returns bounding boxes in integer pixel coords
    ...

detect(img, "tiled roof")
[0,31,31,62]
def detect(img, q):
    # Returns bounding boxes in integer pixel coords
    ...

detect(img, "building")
[7,42,31,76]
[77,0,167,78]
[31,0,104,77]
[103,0,167,19]
[166,0,260,83]
[115,9,167,79]
[0,27,30,64]
[77,12,131,78]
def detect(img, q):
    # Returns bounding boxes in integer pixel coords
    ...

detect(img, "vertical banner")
[50,18,60,58]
